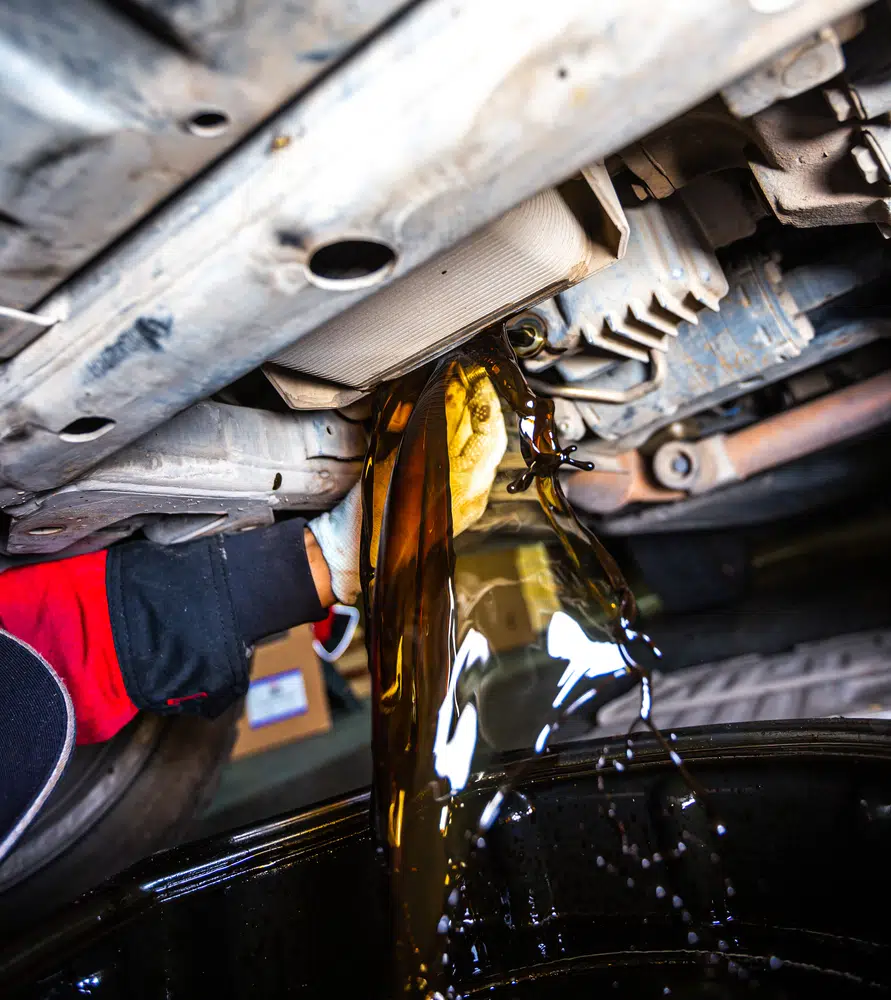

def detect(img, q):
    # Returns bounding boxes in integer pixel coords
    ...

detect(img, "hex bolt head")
[653,441,699,490]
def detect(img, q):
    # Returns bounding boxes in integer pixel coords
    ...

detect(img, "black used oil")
[363,329,729,998]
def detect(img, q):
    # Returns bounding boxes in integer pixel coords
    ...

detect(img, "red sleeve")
[0,551,137,745]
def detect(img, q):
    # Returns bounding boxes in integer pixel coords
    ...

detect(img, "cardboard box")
[454,542,560,654]
[231,624,332,759]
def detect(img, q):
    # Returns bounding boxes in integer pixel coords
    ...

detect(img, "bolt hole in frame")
[305,239,397,291]
[58,417,116,443]
[185,110,231,138]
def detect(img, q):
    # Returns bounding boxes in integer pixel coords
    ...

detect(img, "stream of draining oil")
[362,328,728,998]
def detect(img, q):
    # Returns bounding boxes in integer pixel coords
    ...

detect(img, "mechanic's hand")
[309,363,507,605]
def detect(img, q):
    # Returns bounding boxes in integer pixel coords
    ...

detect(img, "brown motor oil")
[363,330,731,998]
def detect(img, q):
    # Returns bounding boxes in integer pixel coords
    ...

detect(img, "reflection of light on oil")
[547,611,627,709]
[479,789,505,831]
[504,794,535,823]
[639,675,652,720]
[388,788,405,848]
[564,687,598,717]
[534,724,551,753]
[433,629,488,794]
[380,635,404,709]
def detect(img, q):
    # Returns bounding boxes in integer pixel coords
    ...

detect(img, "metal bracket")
[2,402,365,555]
[0,306,58,359]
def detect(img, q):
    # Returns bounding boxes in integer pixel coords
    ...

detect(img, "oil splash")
[363,329,723,998]
[464,329,712,799]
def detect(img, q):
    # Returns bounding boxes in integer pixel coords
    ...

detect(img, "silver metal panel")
[0,0,864,494]
[0,0,405,310]
[273,181,625,387]
[3,402,364,555]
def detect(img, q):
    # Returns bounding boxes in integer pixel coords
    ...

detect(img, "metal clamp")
[527,350,666,404]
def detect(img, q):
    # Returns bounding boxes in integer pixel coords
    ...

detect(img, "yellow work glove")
[311,364,507,604]
[444,363,508,536]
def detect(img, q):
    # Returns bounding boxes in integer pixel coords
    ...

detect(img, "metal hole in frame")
[58,416,116,443]
[185,110,231,138]
[306,239,397,292]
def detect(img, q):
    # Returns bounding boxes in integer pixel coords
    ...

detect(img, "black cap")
[0,631,74,863]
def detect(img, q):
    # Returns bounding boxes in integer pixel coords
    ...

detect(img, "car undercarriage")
[1,0,889,562]
[2,0,891,937]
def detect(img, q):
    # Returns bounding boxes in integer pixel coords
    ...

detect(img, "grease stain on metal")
[84,314,174,381]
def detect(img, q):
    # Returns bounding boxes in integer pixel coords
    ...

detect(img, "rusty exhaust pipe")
[653,368,891,495]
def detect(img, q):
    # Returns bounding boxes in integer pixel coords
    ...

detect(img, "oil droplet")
[626,877,635,888]
[596,855,606,867]
[716,823,727,836]
[641,858,651,869]
[448,889,459,907]
[718,940,729,952]
[437,916,450,934]
[656,886,666,899]
[687,931,699,945]
[614,760,625,772]
[479,790,505,831]
[681,910,691,923]
[770,956,783,971]
[669,751,683,767]
[672,895,683,909]
[677,841,686,853]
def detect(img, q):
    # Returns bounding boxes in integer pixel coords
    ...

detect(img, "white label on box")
[246,669,308,728]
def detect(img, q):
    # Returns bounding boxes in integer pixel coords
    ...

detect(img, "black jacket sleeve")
[106,518,327,719]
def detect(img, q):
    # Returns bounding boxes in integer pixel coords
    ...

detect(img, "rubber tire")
[0,707,239,936]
